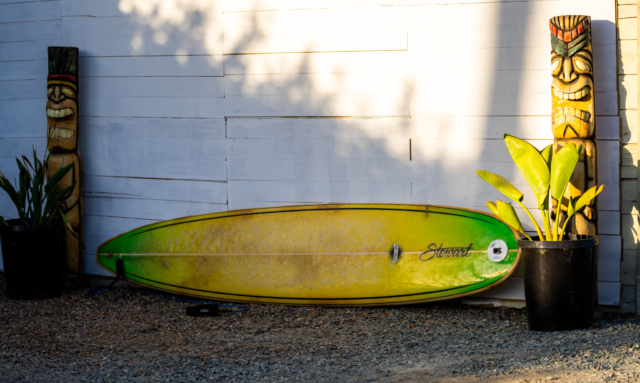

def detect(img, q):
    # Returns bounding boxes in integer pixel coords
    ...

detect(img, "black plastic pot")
[0,219,65,300]
[520,235,598,332]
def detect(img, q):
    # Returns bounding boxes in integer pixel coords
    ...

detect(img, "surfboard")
[96,204,520,306]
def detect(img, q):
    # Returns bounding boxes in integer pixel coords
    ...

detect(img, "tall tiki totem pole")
[549,16,597,235]
[47,47,82,286]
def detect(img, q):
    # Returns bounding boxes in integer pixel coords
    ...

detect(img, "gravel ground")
[1,286,640,383]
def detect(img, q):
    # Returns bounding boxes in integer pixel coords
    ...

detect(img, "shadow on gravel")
[1,288,639,382]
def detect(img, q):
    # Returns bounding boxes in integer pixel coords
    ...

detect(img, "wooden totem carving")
[549,16,596,236]
[47,47,82,286]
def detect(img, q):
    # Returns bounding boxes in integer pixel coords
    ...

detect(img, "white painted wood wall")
[0,0,622,305]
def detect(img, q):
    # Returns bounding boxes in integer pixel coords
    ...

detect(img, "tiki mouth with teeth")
[552,107,593,138]
[47,107,74,118]
[552,86,590,100]
[551,76,592,101]
[49,127,75,139]
[554,107,591,123]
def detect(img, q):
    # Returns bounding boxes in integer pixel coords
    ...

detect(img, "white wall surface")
[0,0,621,305]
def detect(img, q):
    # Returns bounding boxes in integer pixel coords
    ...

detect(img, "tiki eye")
[61,87,76,98]
[551,57,563,75]
[572,56,592,74]
[47,88,54,98]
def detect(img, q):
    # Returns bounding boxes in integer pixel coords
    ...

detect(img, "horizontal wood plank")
[621,110,637,144]
[622,167,637,179]
[594,92,620,116]
[64,0,221,17]
[0,39,61,62]
[223,8,407,54]
[406,0,614,25]
[228,180,412,204]
[600,211,621,236]
[82,76,225,99]
[622,214,639,249]
[80,56,223,77]
[62,14,222,40]
[0,60,47,81]
[619,40,637,59]
[225,69,617,96]
[599,257,621,283]
[84,157,227,181]
[0,78,43,100]
[619,56,637,75]
[0,1,59,24]
[225,51,409,75]
[619,17,638,41]
[622,179,638,215]
[0,20,60,43]
[62,35,218,57]
[621,143,637,171]
[0,137,46,158]
[600,235,622,259]
[227,138,408,161]
[621,284,637,303]
[621,250,637,285]
[80,97,225,118]
[618,4,638,19]
[225,94,409,117]
[80,117,225,140]
[597,140,622,165]
[598,282,621,306]
[84,176,227,204]
[228,200,313,210]
[597,116,621,140]
[598,163,620,189]
[226,46,616,75]
[228,116,550,140]
[84,196,227,221]
[619,74,638,110]
[0,117,43,138]
[599,187,620,212]
[84,215,156,238]
[222,0,380,12]
[81,136,226,161]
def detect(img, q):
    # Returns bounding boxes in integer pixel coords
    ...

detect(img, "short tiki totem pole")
[549,16,596,235]
[47,47,82,286]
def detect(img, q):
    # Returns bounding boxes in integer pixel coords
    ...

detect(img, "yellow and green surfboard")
[97,204,520,306]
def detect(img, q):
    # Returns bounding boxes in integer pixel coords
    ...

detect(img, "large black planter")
[520,235,598,332]
[0,219,65,300]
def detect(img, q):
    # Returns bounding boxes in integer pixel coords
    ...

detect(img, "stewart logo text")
[419,243,474,261]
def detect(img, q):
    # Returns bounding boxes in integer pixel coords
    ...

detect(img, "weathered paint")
[97,204,520,306]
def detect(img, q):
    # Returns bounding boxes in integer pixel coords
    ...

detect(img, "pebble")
[1,287,640,382]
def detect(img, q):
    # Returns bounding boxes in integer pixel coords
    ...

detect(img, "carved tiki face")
[550,16,594,139]
[47,47,79,152]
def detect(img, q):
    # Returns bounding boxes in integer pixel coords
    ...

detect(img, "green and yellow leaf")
[476,170,524,202]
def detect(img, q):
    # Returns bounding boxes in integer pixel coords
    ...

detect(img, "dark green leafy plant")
[0,149,79,239]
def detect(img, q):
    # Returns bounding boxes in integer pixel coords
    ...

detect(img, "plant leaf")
[486,201,499,215]
[540,144,553,168]
[0,216,7,225]
[60,211,81,242]
[496,200,525,233]
[574,185,605,214]
[477,170,524,202]
[550,143,582,201]
[504,135,550,208]
[44,163,73,197]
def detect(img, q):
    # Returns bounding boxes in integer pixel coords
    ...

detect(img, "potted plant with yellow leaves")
[0,150,79,300]
[478,135,604,331]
